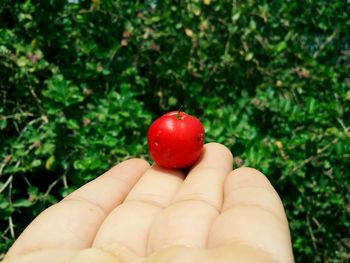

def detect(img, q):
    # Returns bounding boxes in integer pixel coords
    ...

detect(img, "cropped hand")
[3,143,294,263]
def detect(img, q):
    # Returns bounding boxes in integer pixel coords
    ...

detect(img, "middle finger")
[147,143,233,253]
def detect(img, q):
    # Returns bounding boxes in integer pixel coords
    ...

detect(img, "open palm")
[3,143,294,263]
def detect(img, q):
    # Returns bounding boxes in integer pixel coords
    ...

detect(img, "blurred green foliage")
[0,0,349,261]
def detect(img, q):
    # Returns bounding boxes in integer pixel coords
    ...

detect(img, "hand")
[3,143,294,263]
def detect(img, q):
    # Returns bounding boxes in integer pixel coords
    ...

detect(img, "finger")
[208,167,294,263]
[148,143,233,253]
[65,158,150,212]
[6,159,149,258]
[93,165,185,257]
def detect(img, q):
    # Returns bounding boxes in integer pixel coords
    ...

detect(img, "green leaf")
[0,118,7,130]
[276,41,287,53]
[43,75,84,107]
[168,96,178,106]
[175,23,182,29]
[245,53,253,61]
[232,12,241,22]
[151,16,161,22]
[13,199,32,208]
[67,119,80,130]
[31,159,42,168]
[307,98,316,114]
[45,155,56,171]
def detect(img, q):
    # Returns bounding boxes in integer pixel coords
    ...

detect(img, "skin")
[2,143,294,263]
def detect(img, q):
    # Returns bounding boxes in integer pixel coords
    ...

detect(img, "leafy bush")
[0,0,349,262]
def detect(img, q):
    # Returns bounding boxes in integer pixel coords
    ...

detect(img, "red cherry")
[147,111,205,169]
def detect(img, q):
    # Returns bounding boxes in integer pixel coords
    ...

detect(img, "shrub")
[0,1,349,261]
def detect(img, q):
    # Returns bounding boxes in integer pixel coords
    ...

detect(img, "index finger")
[5,158,149,259]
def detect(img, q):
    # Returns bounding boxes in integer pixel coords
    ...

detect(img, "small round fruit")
[147,111,205,169]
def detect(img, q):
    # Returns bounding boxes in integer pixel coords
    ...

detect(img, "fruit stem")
[176,105,183,120]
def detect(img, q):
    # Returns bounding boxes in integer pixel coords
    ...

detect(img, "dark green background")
[0,0,349,262]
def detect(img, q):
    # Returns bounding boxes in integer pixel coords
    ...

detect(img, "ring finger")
[92,165,185,257]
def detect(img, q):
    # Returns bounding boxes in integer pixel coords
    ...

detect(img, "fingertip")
[225,166,275,192]
[204,142,234,162]
[190,143,233,172]
[231,166,264,176]
[104,158,150,178]
[118,158,150,169]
